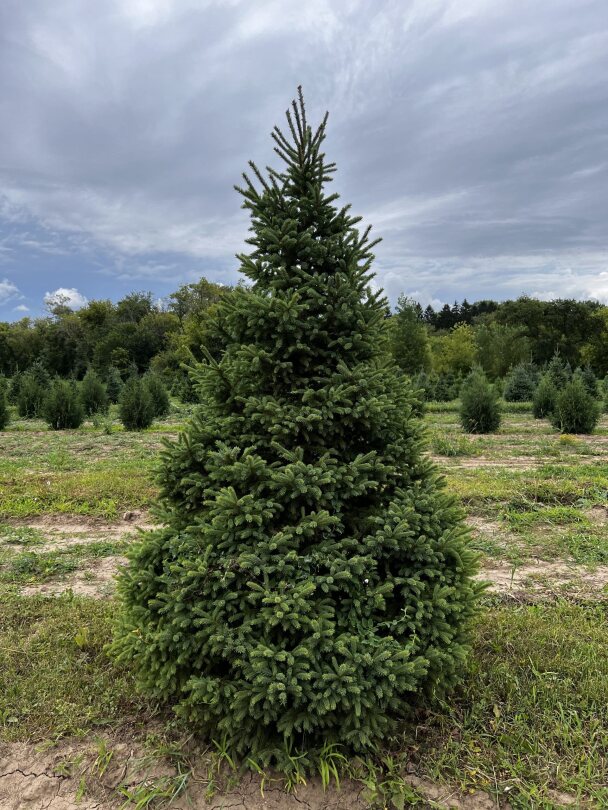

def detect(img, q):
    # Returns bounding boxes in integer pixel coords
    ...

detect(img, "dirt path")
[0,738,506,809]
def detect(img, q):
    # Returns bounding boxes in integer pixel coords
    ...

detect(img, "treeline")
[0,278,230,400]
[390,295,608,382]
[0,282,607,399]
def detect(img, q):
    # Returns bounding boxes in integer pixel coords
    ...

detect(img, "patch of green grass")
[2,596,606,807]
[0,467,157,519]
[505,504,589,529]
[429,431,479,457]
[0,593,148,741]
[0,523,45,546]
[414,602,608,807]
[1,550,79,584]
[0,540,128,585]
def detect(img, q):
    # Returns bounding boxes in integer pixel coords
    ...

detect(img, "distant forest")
[0,279,606,398]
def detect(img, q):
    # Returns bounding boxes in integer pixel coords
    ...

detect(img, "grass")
[416,602,608,807]
[1,593,607,807]
[0,593,148,741]
[0,406,607,807]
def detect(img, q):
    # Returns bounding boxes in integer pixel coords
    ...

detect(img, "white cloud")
[13,304,30,312]
[44,287,88,310]
[0,279,20,304]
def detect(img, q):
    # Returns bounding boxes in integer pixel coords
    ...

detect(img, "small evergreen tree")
[105,367,124,403]
[143,373,170,417]
[503,363,537,402]
[550,376,600,434]
[119,377,155,430]
[43,380,85,430]
[389,295,432,374]
[80,369,109,416]
[8,372,23,405]
[0,388,9,430]
[574,366,598,397]
[434,371,459,402]
[532,373,557,419]
[546,351,571,389]
[111,90,480,763]
[171,371,198,403]
[602,374,608,412]
[412,370,434,402]
[17,373,47,418]
[460,369,501,433]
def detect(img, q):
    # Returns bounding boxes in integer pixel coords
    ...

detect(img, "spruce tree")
[43,379,85,430]
[389,295,432,374]
[460,369,501,433]
[143,373,171,417]
[106,367,124,403]
[503,363,537,402]
[574,366,598,398]
[80,368,109,416]
[532,373,557,419]
[119,376,155,430]
[111,90,480,762]
[546,351,571,389]
[550,376,600,434]
[0,387,9,430]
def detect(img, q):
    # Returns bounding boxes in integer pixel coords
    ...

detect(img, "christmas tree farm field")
[0,407,607,808]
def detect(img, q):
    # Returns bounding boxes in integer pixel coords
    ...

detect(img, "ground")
[0,403,607,809]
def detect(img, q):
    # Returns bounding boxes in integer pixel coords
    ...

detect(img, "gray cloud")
[0,0,607,304]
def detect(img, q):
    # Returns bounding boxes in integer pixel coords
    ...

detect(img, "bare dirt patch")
[0,738,507,810]
[4,512,157,554]
[19,556,128,599]
[479,560,608,598]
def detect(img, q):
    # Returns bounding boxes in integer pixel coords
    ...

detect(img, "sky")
[0,0,607,320]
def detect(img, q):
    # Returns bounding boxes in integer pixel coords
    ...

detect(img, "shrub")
[43,380,85,430]
[532,374,557,419]
[550,377,600,434]
[119,377,154,430]
[80,369,109,416]
[143,373,170,417]
[460,369,501,433]
[503,363,537,402]
[17,374,47,418]
[0,388,9,430]
[111,92,480,764]
[105,367,124,403]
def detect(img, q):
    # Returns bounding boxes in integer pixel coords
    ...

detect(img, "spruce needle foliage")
[111,90,481,763]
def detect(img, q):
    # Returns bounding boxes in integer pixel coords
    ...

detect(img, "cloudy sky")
[1,0,607,319]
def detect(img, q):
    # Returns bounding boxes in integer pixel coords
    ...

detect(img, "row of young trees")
[0,365,171,431]
[458,367,603,435]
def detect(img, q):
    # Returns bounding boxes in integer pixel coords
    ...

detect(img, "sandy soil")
[0,738,510,810]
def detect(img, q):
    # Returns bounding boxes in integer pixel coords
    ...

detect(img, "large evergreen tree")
[111,90,480,763]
